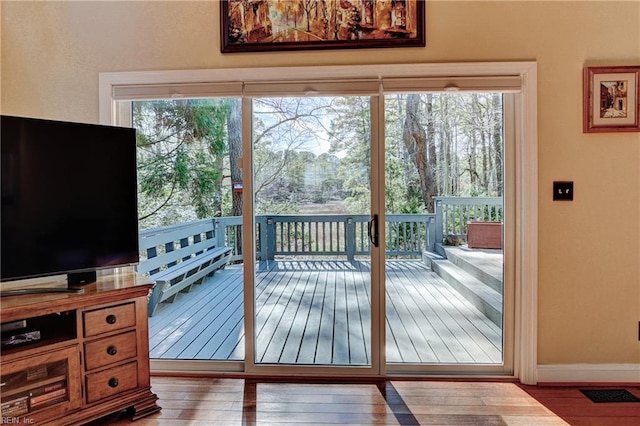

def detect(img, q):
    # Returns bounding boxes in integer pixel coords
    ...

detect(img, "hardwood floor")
[90,377,640,425]
[520,384,640,426]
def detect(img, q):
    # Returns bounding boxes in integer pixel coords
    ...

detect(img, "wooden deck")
[148,260,502,365]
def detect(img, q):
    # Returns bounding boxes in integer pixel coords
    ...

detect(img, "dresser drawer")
[85,361,138,404]
[83,303,136,337]
[84,331,137,371]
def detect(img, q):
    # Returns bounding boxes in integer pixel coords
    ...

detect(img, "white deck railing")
[139,197,503,263]
[433,197,504,245]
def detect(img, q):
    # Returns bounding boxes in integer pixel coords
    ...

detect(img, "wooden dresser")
[0,270,160,425]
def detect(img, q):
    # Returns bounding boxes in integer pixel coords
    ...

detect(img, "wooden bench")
[137,219,233,316]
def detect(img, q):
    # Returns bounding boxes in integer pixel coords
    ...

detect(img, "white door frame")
[100,61,538,384]
[242,95,384,377]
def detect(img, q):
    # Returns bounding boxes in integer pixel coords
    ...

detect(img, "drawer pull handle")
[108,378,119,388]
[106,314,117,324]
[106,345,118,356]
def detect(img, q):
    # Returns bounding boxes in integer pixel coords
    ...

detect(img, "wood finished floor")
[148,260,502,365]
[91,377,640,425]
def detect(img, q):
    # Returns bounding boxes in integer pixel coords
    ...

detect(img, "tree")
[384,94,425,214]
[227,98,243,216]
[402,94,436,212]
[301,0,317,32]
[252,96,338,213]
[491,93,504,196]
[328,96,372,213]
[132,92,505,230]
[134,99,229,229]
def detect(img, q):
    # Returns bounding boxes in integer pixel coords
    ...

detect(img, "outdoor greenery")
[133,93,503,230]
[133,99,232,229]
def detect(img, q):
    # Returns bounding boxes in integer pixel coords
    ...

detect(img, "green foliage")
[134,99,230,229]
[329,96,371,214]
[133,93,504,230]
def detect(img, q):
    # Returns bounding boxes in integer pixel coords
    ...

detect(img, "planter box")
[467,221,503,249]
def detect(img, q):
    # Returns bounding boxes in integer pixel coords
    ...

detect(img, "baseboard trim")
[537,364,640,384]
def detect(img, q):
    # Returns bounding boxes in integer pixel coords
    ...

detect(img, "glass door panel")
[131,98,246,363]
[383,93,506,368]
[250,96,373,367]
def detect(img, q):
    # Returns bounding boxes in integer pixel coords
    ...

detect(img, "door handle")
[368,214,379,248]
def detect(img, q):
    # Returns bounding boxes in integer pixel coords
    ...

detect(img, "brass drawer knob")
[106,314,117,324]
[106,345,118,356]
[108,377,119,388]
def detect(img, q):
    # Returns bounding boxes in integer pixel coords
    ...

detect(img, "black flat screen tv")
[1,115,139,285]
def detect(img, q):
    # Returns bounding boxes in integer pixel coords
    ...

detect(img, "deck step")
[430,258,502,328]
[421,250,445,269]
[443,246,503,293]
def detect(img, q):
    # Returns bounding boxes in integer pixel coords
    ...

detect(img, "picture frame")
[221,0,425,53]
[583,66,640,133]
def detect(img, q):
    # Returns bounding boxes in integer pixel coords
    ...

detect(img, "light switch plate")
[553,181,573,201]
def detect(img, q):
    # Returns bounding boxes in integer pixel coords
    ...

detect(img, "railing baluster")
[428,216,435,251]
[330,220,333,252]
[314,222,318,252]
[411,222,416,252]
[404,221,409,252]
[434,199,443,246]
[451,205,463,234]
[285,222,289,253]
[411,221,416,252]
[276,221,280,253]
[279,221,283,253]
[296,222,300,253]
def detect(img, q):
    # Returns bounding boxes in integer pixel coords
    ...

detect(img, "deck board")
[148,260,502,365]
[386,265,440,363]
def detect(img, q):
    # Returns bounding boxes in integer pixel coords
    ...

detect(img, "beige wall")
[2,1,639,366]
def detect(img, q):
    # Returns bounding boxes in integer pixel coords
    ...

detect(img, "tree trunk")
[481,125,489,194]
[214,154,224,216]
[403,94,436,212]
[469,95,479,192]
[227,98,243,255]
[437,97,446,195]
[492,93,503,196]
[228,99,242,216]
[426,95,437,209]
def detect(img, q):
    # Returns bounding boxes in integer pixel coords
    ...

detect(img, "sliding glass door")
[107,64,532,378]
[383,92,512,374]
[244,94,382,374]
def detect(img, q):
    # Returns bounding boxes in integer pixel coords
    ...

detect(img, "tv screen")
[1,115,139,283]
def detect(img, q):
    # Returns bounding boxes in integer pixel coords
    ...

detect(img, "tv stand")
[1,287,85,297]
[0,270,160,424]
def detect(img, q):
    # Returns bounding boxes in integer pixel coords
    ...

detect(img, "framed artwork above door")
[221,0,426,53]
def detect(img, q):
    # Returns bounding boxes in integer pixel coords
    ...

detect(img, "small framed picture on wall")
[583,66,640,133]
